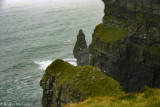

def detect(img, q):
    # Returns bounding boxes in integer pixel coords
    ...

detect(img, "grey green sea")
[0,0,104,106]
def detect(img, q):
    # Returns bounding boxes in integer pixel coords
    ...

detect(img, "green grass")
[95,23,127,43]
[40,59,125,98]
[66,86,160,107]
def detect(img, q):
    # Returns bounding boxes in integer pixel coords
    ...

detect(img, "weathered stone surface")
[89,0,160,92]
[73,30,89,66]
[102,0,160,15]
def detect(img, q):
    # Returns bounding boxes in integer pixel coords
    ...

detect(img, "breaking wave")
[35,58,77,71]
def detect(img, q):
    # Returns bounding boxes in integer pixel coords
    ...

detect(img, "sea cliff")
[40,0,160,106]
[89,0,160,92]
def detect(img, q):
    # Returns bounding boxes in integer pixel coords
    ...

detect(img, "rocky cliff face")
[40,59,124,107]
[40,0,160,106]
[90,0,160,92]
[73,30,89,66]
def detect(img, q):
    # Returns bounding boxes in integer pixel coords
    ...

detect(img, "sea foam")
[35,60,52,71]
[35,58,77,71]
[64,58,77,66]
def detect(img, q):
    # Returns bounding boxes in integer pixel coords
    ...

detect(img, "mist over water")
[0,0,104,105]
[0,0,4,10]
[2,0,101,8]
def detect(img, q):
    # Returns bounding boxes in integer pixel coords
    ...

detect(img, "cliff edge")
[40,59,124,107]
[67,86,160,107]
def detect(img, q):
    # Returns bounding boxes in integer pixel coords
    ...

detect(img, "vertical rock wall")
[90,0,160,92]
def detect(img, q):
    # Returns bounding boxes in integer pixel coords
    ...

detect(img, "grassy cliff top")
[95,23,127,43]
[66,86,160,107]
[40,59,124,97]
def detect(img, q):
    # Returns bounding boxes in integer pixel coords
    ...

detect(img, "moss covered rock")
[95,23,127,43]
[40,59,124,107]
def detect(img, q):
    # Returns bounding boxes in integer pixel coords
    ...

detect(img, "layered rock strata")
[89,0,160,92]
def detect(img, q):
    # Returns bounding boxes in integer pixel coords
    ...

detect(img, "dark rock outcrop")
[89,0,160,92]
[40,59,124,107]
[73,30,89,66]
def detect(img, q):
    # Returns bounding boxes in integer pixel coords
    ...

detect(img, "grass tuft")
[66,87,160,107]
[95,23,127,43]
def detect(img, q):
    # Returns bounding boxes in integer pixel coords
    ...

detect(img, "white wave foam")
[35,60,52,71]
[23,76,32,79]
[35,58,77,71]
[64,58,77,66]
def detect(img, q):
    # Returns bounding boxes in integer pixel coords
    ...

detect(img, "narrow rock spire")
[73,29,89,66]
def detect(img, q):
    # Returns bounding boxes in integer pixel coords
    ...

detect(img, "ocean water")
[0,0,104,106]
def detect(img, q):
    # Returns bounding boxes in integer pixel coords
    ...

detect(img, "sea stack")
[73,29,89,66]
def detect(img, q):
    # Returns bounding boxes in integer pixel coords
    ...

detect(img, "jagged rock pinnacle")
[73,29,89,66]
